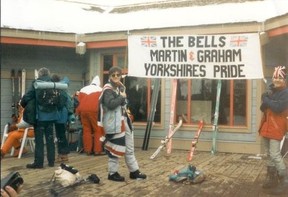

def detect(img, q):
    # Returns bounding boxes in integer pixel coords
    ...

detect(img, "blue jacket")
[56,93,74,124]
[21,75,60,122]
[56,77,74,124]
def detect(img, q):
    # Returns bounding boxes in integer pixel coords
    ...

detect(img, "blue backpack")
[169,165,205,184]
[34,80,68,121]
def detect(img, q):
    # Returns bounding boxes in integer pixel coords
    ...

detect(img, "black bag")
[34,80,67,113]
[36,88,66,112]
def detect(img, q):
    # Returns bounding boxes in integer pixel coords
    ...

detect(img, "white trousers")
[263,137,286,176]
[108,117,139,174]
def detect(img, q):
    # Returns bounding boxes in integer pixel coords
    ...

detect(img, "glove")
[87,174,100,184]
[60,163,78,174]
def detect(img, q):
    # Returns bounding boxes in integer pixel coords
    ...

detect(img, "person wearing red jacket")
[259,66,288,195]
[76,76,105,155]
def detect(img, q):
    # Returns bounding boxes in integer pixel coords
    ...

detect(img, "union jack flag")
[141,36,157,47]
[230,36,248,47]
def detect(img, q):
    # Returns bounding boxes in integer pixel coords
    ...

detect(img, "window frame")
[176,79,251,133]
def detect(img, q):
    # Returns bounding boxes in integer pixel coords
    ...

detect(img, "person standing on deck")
[51,74,72,163]
[259,65,288,195]
[21,67,56,168]
[100,66,146,182]
[76,76,105,155]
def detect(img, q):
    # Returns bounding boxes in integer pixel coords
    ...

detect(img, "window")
[176,79,247,126]
[102,54,161,123]
[125,77,161,123]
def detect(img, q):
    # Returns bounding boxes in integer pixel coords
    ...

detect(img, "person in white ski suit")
[100,66,147,182]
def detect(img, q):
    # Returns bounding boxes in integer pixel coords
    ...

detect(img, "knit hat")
[272,66,287,80]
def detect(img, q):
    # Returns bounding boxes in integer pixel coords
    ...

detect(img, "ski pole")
[11,69,16,114]
[142,78,160,150]
[211,80,222,155]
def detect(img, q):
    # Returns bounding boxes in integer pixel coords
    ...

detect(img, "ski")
[150,118,183,159]
[11,69,16,114]
[16,70,22,104]
[187,120,204,162]
[21,69,26,97]
[166,79,178,154]
[142,78,160,150]
[82,72,86,86]
[211,80,222,155]
[34,69,38,79]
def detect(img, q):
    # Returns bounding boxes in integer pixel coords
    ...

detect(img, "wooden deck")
[1,148,287,197]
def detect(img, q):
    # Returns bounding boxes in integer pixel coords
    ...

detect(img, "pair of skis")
[149,79,179,158]
[142,79,180,152]
[11,69,26,115]
[142,78,161,150]
[150,79,205,160]
[150,119,204,160]
[150,118,183,159]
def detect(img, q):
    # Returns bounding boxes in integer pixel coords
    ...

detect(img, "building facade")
[1,0,288,154]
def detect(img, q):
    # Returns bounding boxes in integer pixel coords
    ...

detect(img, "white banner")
[128,34,263,79]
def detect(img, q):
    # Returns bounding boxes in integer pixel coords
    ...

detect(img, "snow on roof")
[1,0,288,34]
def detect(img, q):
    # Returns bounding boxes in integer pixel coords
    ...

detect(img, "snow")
[1,0,288,34]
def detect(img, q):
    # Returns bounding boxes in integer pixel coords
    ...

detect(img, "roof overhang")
[1,14,287,49]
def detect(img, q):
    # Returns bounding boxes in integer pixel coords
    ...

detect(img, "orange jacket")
[259,87,288,140]
[259,108,288,140]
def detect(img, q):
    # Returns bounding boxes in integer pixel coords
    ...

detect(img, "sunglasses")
[111,73,121,78]
[272,77,285,80]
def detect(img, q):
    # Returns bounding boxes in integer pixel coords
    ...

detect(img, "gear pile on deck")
[169,164,205,184]
[50,163,100,197]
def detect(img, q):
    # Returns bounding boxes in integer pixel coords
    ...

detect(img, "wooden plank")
[1,149,287,197]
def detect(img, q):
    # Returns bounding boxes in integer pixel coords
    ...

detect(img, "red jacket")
[76,76,102,114]
[259,87,288,140]
[259,108,288,140]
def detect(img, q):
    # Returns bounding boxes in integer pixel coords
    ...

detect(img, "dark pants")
[78,129,83,151]
[55,123,70,155]
[34,121,55,165]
